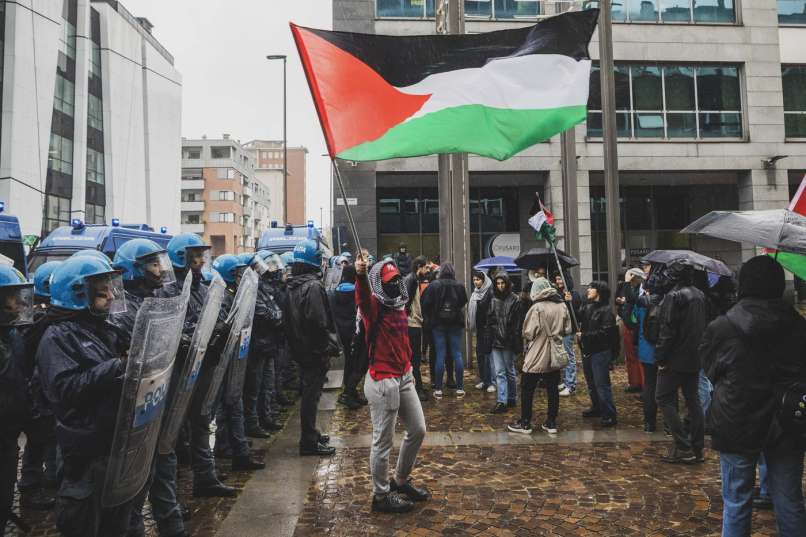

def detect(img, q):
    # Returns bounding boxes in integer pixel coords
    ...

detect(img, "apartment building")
[243,139,309,225]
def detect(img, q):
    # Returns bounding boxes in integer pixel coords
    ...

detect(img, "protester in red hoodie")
[355,256,430,514]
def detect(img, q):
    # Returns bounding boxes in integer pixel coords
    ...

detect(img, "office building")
[332,0,806,284]
[0,0,182,237]
[243,139,309,226]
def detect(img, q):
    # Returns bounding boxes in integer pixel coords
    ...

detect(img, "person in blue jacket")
[35,256,132,537]
[634,282,662,433]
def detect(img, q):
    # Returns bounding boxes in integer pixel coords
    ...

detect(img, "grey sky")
[126,0,334,227]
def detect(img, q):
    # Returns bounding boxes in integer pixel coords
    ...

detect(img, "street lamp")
[266,54,288,224]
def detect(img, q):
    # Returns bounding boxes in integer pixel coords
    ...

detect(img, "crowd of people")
[2,234,805,536]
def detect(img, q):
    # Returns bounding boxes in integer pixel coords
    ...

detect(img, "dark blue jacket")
[36,314,127,458]
[0,327,31,431]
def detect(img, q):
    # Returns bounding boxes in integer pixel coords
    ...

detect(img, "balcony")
[181,223,204,234]
[181,201,205,212]
[181,179,204,190]
[243,186,253,198]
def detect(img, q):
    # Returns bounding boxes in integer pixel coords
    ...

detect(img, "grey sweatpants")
[364,371,426,496]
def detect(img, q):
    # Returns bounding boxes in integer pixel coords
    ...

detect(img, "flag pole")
[536,192,579,330]
[331,159,364,260]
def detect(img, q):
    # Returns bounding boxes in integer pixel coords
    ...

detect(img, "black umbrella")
[514,248,579,271]
[640,249,733,277]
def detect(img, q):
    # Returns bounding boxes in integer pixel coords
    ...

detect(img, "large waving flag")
[291,9,599,162]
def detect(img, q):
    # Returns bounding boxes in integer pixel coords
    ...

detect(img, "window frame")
[586,62,746,142]
[778,0,806,26]
[782,64,806,140]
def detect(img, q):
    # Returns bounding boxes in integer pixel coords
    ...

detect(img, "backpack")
[437,286,462,326]
[643,303,661,345]
[778,382,806,441]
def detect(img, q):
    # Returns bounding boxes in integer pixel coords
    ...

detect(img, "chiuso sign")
[488,233,521,257]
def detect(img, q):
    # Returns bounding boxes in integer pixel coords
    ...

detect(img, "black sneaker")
[338,393,362,410]
[372,492,415,513]
[299,442,336,457]
[601,416,617,428]
[582,408,601,418]
[661,447,696,464]
[507,420,533,434]
[245,426,271,439]
[644,423,656,433]
[491,402,508,414]
[541,421,558,434]
[232,455,266,471]
[693,450,705,463]
[192,481,237,498]
[390,478,430,502]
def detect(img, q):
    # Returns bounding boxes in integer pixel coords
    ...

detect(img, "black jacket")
[421,275,468,329]
[36,314,127,458]
[577,301,618,356]
[655,284,707,373]
[395,252,413,276]
[0,327,32,431]
[160,270,209,344]
[285,271,338,362]
[473,290,493,356]
[252,275,284,351]
[484,274,522,352]
[701,298,806,455]
[111,281,158,344]
[404,272,419,314]
[617,283,640,332]
[328,283,357,353]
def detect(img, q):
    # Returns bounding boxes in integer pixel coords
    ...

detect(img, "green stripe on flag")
[337,104,587,162]
[768,251,806,281]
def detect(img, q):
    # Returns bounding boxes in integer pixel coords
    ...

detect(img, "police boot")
[192,480,237,498]
[231,455,266,471]
[19,489,56,510]
[261,417,283,432]
[245,426,271,439]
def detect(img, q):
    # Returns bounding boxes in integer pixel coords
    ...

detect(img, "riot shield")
[101,278,190,508]
[200,268,259,415]
[157,273,226,455]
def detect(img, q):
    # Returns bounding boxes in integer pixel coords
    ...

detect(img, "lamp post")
[266,54,288,224]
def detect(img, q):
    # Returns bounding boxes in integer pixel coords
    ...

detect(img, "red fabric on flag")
[540,201,555,226]
[789,175,806,216]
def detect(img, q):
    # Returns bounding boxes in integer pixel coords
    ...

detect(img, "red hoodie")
[355,275,412,381]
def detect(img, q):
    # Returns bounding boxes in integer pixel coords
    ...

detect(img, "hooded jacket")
[36,313,127,457]
[654,283,707,372]
[485,273,523,352]
[577,284,617,356]
[701,297,806,455]
[420,264,468,329]
[285,270,339,363]
[521,287,571,374]
[252,274,285,350]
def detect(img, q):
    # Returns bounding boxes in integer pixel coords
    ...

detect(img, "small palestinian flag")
[291,9,598,162]
[789,174,806,216]
[528,200,557,244]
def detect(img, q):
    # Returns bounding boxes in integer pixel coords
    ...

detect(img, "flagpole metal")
[598,0,623,300]
[331,159,364,260]
[536,192,579,330]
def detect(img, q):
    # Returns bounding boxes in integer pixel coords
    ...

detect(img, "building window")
[376,0,435,17]
[44,195,71,232]
[181,191,203,202]
[89,42,102,79]
[48,133,74,174]
[182,168,203,181]
[86,148,104,184]
[211,146,231,159]
[86,203,105,224]
[217,191,235,201]
[87,93,103,131]
[182,214,201,224]
[183,146,202,159]
[217,168,235,180]
[783,65,806,138]
[608,0,735,23]
[779,1,806,24]
[217,213,235,223]
[54,74,75,117]
[587,63,743,140]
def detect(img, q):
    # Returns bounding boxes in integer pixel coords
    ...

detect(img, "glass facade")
[377,0,436,17]
[779,0,806,24]
[85,8,105,224]
[783,65,806,138]
[0,3,4,145]
[589,181,738,282]
[588,63,743,140]
[610,0,735,23]
[377,0,539,19]
[377,184,522,263]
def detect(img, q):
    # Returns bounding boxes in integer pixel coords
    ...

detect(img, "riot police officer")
[0,266,48,535]
[210,254,265,471]
[36,256,132,537]
[112,239,188,537]
[163,234,236,498]
[285,240,339,456]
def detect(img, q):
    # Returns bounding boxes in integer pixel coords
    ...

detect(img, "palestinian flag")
[290,9,598,162]
[528,199,557,244]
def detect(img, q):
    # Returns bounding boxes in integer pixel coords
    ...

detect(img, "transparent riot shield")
[101,279,190,508]
[157,273,226,455]
[200,268,258,416]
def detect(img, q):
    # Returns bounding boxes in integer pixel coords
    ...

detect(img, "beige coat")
[522,287,572,374]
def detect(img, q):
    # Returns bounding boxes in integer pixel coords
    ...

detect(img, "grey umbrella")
[641,250,733,277]
[681,209,806,255]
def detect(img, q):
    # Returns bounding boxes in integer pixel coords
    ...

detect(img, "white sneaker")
[433,390,443,399]
[559,387,573,397]
[456,389,466,398]
[486,385,496,393]
[558,383,566,391]
[475,382,484,390]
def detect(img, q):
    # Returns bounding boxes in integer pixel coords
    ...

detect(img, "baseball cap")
[381,263,401,283]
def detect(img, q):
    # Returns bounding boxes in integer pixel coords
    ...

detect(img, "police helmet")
[212,254,248,285]
[50,256,126,315]
[33,261,62,299]
[113,238,175,285]
[0,265,34,325]
[293,240,322,269]
[167,233,210,269]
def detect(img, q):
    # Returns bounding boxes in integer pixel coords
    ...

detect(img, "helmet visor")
[234,265,248,285]
[251,256,270,276]
[0,286,34,326]
[87,272,126,316]
[138,251,176,287]
[186,247,211,272]
[263,253,285,273]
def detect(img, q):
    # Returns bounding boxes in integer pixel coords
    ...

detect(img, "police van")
[0,212,30,278]
[28,220,172,272]
[257,222,330,257]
